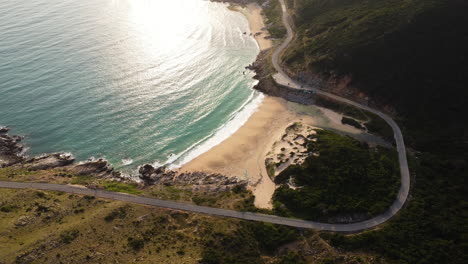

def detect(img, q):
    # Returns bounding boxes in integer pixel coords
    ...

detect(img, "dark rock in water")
[0,127,10,134]
[0,133,25,167]
[23,153,75,171]
[0,130,122,181]
[139,164,170,185]
[68,158,120,179]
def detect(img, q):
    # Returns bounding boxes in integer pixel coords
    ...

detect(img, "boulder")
[0,126,10,134]
[138,164,169,185]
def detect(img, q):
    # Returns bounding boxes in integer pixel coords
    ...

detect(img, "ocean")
[0,0,262,171]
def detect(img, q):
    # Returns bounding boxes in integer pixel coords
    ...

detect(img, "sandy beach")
[181,97,316,208]
[230,3,272,51]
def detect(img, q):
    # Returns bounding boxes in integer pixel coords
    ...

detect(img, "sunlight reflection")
[117,0,209,55]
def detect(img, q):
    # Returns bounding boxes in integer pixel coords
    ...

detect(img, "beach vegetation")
[272,130,399,222]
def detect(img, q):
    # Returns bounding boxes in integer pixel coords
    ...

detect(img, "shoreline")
[180,3,276,208]
[229,3,272,51]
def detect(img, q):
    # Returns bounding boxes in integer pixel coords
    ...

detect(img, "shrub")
[127,237,145,251]
[60,229,80,244]
[104,206,128,222]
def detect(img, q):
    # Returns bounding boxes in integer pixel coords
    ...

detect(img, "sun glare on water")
[114,0,210,54]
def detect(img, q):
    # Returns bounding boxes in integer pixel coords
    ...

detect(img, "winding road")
[270,0,410,229]
[0,0,410,232]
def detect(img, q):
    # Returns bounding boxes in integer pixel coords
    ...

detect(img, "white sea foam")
[121,158,133,166]
[167,89,264,169]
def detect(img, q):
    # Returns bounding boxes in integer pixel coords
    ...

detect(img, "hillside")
[278,0,468,263]
[283,0,468,148]
[0,186,386,263]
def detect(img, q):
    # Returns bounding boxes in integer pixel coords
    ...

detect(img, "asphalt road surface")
[0,180,402,232]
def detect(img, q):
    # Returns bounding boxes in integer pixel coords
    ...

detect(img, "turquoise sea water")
[0,0,261,171]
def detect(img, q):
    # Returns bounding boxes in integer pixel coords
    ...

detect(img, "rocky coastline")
[0,128,247,193]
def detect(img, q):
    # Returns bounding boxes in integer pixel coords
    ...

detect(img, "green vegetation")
[364,114,394,140]
[282,0,468,263]
[59,229,80,244]
[276,252,307,264]
[319,150,468,264]
[103,182,142,195]
[285,0,439,74]
[104,206,128,222]
[127,237,145,251]
[262,0,286,38]
[273,130,399,222]
[200,221,299,263]
[0,189,383,263]
[267,162,276,178]
[341,116,362,129]
[70,175,93,185]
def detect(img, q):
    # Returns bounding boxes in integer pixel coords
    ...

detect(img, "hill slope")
[279,0,468,263]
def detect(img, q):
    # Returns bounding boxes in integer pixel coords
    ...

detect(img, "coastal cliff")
[0,129,247,194]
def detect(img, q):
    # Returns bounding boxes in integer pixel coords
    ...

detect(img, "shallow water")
[0,0,261,170]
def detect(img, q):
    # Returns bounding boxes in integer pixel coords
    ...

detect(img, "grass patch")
[103,182,142,195]
[59,229,80,244]
[70,175,93,185]
[0,167,33,180]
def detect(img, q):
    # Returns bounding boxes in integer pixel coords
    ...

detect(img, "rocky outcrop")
[139,164,247,192]
[1,130,243,193]
[66,158,122,179]
[138,164,172,185]
[0,133,25,168]
[0,129,123,181]
[22,153,75,171]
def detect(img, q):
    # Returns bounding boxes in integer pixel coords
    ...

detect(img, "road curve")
[0,180,399,232]
[270,0,411,230]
